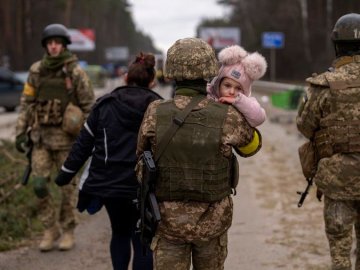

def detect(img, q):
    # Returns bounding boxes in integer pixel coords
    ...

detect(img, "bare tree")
[64,0,74,26]
[0,0,13,67]
[15,0,24,68]
[326,0,333,58]
[299,0,311,64]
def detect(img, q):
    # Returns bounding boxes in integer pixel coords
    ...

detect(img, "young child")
[207,45,267,127]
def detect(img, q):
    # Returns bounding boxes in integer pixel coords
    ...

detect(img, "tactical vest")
[314,84,360,158]
[154,100,232,202]
[35,64,77,126]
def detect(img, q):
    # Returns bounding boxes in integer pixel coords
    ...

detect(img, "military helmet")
[41,24,71,47]
[164,38,218,81]
[331,13,360,42]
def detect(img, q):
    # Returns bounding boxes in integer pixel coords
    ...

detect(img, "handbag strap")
[155,95,204,162]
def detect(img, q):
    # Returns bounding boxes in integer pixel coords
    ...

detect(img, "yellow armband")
[23,83,35,97]
[236,128,262,157]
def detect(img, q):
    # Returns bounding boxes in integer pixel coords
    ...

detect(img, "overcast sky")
[128,0,226,54]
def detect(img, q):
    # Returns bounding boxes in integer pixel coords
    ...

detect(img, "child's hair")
[127,52,156,87]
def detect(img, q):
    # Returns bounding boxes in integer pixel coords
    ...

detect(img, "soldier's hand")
[15,133,27,153]
[55,170,76,186]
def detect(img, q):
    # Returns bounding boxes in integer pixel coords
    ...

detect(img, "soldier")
[136,38,261,270]
[296,13,360,270]
[14,23,95,252]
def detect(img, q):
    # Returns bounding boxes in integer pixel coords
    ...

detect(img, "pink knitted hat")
[210,45,267,97]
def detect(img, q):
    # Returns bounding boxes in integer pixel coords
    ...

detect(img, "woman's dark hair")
[126,52,156,87]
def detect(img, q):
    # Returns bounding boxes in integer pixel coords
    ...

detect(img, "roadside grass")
[0,140,60,251]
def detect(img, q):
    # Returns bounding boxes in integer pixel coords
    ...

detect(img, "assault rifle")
[297,177,313,207]
[22,137,33,186]
[139,150,161,249]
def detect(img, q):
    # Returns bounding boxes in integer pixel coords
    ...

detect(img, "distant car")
[0,67,25,112]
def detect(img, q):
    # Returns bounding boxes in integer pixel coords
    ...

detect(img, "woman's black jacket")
[61,85,162,199]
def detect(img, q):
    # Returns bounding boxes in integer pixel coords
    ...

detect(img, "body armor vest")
[35,65,76,126]
[314,85,360,158]
[155,100,232,202]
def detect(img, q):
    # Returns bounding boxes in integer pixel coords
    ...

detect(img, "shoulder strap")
[155,95,204,162]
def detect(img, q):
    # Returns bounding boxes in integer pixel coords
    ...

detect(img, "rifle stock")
[139,150,161,246]
[297,177,313,207]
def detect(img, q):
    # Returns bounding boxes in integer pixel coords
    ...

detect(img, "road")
[0,81,338,269]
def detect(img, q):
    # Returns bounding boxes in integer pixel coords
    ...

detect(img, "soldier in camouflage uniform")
[136,38,261,270]
[297,13,360,270]
[14,24,95,252]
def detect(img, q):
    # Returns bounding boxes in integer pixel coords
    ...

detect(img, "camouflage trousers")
[151,231,228,270]
[324,196,360,270]
[32,144,78,231]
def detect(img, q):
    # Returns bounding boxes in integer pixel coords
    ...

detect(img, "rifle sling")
[154,95,204,162]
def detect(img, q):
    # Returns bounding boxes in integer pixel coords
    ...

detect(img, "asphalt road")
[0,80,340,269]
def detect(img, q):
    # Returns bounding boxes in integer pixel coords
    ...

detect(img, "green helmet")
[41,24,71,47]
[164,38,218,81]
[331,13,360,42]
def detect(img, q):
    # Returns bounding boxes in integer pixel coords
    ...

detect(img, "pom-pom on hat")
[210,45,267,97]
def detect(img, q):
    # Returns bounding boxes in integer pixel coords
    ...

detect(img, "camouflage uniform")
[137,95,254,270]
[297,55,360,269]
[15,51,94,238]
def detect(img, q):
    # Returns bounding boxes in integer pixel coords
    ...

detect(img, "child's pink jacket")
[206,83,266,127]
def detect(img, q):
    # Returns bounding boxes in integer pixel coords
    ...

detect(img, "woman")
[55,52,162,270]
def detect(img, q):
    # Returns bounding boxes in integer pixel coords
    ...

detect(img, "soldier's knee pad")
[33,177,49,198]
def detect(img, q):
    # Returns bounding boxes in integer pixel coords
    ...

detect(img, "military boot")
[38,225,60,252]
[58,230,75,251]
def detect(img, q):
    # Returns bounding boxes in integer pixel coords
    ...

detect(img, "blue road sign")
[262,32,284,49]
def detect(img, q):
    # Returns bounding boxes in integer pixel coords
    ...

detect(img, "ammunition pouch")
[30,126,41,144]
[314,120,360,159]
[35,99,63,126]
[298,141,318,179]
[33,176,49,198]
[62,102,84,136]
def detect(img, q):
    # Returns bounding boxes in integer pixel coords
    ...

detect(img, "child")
[207,45,267,127]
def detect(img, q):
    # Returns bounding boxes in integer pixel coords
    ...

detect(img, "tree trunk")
[1,0,12,67]
[299,0,312,64]
[15,0,24,69]
[64,0,74,26]
[326,0,333,59]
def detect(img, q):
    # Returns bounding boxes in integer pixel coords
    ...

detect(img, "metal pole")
[270,48,276,81]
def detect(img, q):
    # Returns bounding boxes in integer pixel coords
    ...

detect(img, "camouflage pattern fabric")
[156,196,233,243]
[297,55,360,270]
[137,94,254,268]
[151,232,228,270]
[164,38,218,81]
[324,196,360,270]
[32,145,78,231]
[137,95,254,160]
[15,54,93,232]
[15,58,95,150]
[296,56,360,200]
